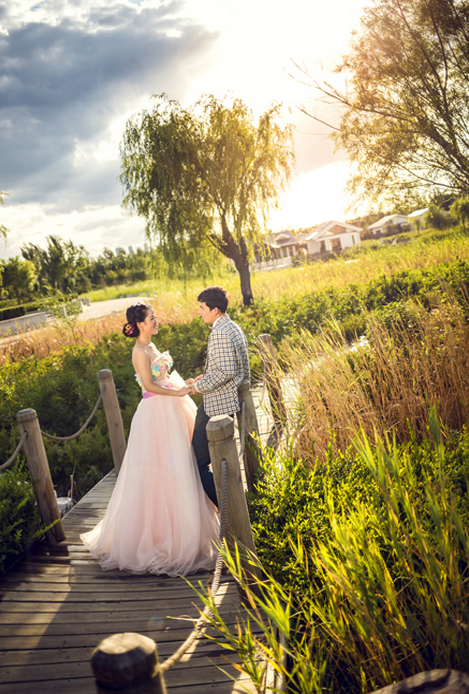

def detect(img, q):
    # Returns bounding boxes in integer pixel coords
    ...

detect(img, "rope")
[0,431,28,471]
[238,400,246,460]
[41,387,104,442]
[160,457,228,673]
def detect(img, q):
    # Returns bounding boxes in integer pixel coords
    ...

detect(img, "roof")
[368,214,408,230]
[407,208,429,219]
[304,220,362,242]
[273,230,297,245]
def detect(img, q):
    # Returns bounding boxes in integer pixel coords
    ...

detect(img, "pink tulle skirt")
[81,372,219,576]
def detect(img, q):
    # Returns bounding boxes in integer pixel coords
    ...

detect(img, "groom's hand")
[185,378,195,386]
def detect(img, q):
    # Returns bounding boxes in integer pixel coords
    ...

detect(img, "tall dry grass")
[0,296,200,367]
[283,293,469,462]
[249,229,469,300]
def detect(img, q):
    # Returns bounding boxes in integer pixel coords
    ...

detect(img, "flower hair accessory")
[123,322,135,337]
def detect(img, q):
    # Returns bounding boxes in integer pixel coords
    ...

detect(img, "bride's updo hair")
[122,303,151,339]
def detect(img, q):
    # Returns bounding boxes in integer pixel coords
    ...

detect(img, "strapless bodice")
[135,351,174,391]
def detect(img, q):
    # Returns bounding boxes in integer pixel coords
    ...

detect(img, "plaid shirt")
[194,314,250,417]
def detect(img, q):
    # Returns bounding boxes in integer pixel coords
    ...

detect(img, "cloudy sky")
[0,0,368,261]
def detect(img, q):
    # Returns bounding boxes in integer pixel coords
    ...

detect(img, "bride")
[81,303,219,576]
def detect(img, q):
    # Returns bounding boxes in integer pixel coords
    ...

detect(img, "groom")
[189,285,250,507]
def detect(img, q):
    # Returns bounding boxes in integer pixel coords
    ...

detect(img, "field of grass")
[1,226,465,369]
[83,227,469,307]
[1,225,469,578]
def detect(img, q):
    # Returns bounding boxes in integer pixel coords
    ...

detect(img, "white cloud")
[0,201,147,260]
[0,0,369,261]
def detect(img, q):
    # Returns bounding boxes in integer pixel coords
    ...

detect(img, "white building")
[303,221,362,255]
[407,208,429,230]
[253,230,298,264]
[367,214,408,236]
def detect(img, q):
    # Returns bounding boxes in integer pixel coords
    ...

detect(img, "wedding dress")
[81,352,219,576]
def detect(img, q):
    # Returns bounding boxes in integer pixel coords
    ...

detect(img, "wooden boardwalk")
[0,471,256,693]
[0,381,293,693]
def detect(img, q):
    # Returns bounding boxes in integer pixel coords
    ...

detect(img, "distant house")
[254,230,298,264]
[407,208,429,230]
[303,221,362,255]
[367,214,408,236]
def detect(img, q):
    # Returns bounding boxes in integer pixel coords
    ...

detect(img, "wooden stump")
[16,408,66,543]
[237,381,261,493]
[207,415,262,586]
[91,632,166,693]
[98,369,127,473]
[369,669,469,694]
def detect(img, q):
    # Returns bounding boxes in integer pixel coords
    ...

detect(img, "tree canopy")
[120,94,295,306]
[303,0,469,209]
[1,257,37,304]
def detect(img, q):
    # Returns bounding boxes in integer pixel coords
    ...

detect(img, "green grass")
[82,266,236,303]
[83,227,469,313]
[198,412,469,693]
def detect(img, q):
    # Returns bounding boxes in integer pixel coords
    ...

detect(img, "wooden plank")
[0,674,255,694]
[0,468,256,694]
[0,598,241,617]
[3,564,217,580]
[0,639,236,666]
[0,581,222,595]
[0,587,239,606]
[0,658,245,684]
[0,619,253,650]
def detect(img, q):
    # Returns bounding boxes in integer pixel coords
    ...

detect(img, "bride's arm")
[133,350,190,397]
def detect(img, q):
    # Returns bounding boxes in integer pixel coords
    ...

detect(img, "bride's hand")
[177,386,191,397]
[185,378,195,386]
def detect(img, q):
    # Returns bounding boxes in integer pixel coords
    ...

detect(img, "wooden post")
[98,369,126,473]
[369,669,469,694]
[16,408,66,543]
[91,632,166,693]
[237,381,261,493]
[257,334,286,440]
[207,415,261,581]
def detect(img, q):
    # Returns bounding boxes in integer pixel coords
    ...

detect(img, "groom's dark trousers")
[193,402,236,508]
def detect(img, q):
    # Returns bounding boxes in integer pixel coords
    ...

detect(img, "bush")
[0,463,43,575]
[202,414,469,693]
[0,300,43,321]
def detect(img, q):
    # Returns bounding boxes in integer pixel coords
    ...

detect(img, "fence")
[2,343,461,693]
[0,368,126,542]
[0,364,263,691]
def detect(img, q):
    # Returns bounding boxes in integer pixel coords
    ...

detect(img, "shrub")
[201,413,469,693]
[0,463,43,575]
[0,300,43,321]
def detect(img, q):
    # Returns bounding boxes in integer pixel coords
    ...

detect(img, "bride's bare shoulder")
[132,343,159,363]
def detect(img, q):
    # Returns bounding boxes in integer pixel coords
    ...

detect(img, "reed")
[0,295,201,367]
[283,291,469,462]
[198,412,469,693]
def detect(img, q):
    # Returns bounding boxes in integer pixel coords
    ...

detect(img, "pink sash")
[142,383,176,399]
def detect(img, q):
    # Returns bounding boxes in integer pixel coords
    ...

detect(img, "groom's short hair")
[197,286,229,313]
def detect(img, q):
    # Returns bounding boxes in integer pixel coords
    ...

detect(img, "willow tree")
[301,0,469,209]
[119,94,294,306]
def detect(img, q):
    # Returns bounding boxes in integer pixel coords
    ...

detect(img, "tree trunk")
[235,258,253,307]
[216,219,254,306]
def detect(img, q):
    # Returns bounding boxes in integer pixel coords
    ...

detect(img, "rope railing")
[160,457,228,673]
[0,431,28,471]
[40,386,105,442]
[160,400,248,672]
[238,399,246,460]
